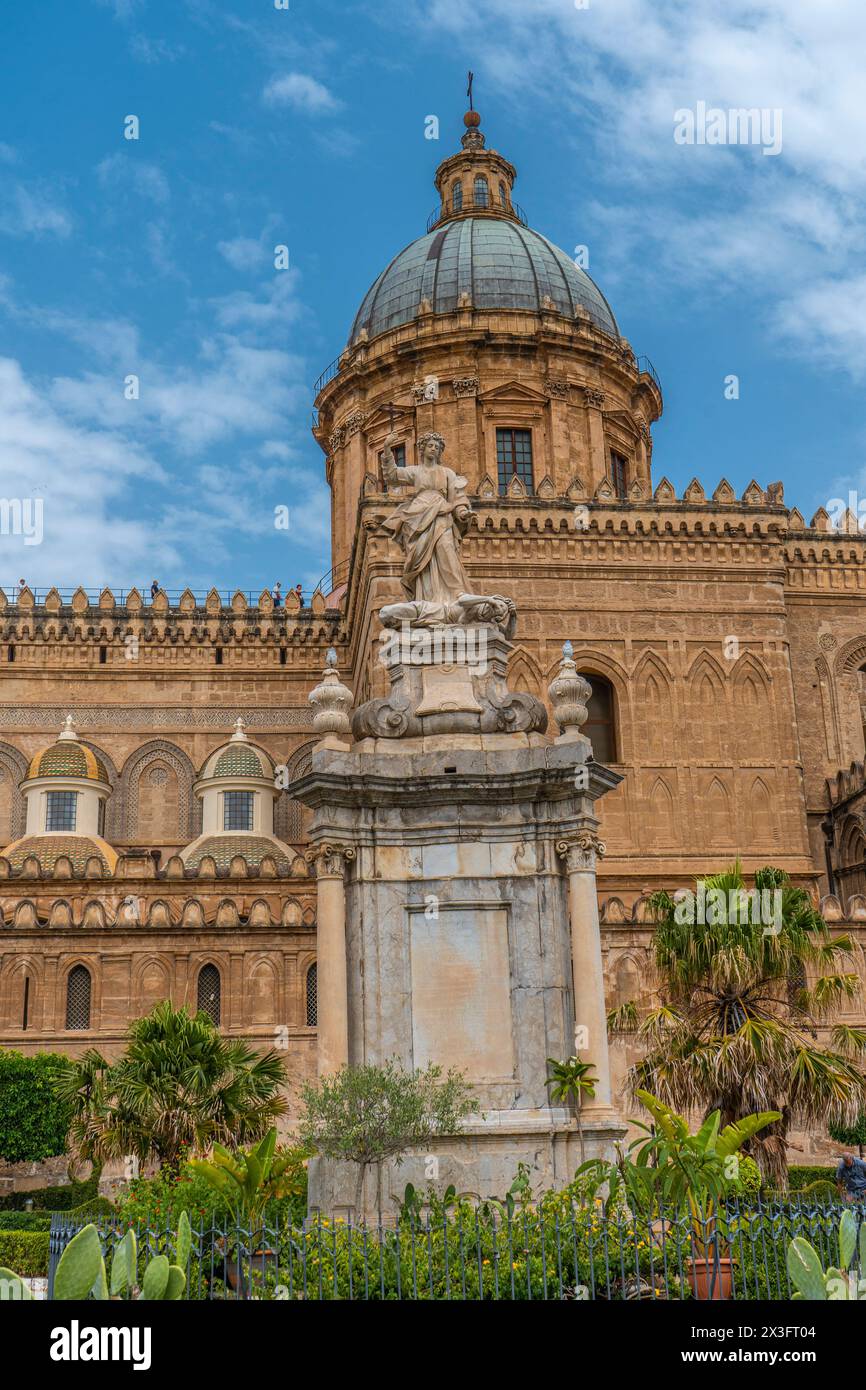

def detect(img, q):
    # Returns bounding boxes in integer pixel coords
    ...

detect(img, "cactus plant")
[51,1211,191,1301]
[787,1209,866,1299]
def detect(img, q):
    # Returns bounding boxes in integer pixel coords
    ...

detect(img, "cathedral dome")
[351,217,618,346]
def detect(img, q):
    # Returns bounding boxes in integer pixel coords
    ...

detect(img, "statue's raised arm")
[381,431,414,486]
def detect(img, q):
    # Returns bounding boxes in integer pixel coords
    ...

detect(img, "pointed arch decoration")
[118,741,198,841]
[276,740,317,843]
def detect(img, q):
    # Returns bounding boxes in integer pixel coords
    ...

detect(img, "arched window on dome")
[578,673,618,763]
[451,182,463,212]
[473,176,489,208]
[306,962,317,1027]
[65,965,91,1031]
[499,181,508,207]
[197,963,221,1027]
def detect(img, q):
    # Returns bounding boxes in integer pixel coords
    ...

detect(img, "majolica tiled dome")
[350,219,618,346]
[213,744,268,778]
[3,834,117,874]
[183,836,291,874]
[199,722,273,781]
[26,740,109,784]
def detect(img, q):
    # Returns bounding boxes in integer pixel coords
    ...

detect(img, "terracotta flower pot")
[687,1255,735,1301]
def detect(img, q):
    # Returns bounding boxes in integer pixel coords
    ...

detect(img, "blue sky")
[1,0,864,593]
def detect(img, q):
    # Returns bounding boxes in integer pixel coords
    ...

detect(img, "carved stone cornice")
[305,842,356,880]
[557,831,606,872]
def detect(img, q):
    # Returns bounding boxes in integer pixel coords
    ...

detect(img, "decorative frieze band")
[0,707,314,731]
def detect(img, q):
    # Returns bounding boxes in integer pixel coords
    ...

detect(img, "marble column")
[557,830,614,1112]
[306,841,354,1076]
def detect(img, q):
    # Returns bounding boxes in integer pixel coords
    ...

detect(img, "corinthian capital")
[305,842,356,880]
[556,831,606,872]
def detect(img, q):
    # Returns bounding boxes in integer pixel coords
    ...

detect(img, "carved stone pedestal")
[291,727,626,1220]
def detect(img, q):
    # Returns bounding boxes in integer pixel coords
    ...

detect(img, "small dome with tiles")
[26,716,109,784]
[2,834,117,876]
[199,719,274,781]
[183,835,291,875]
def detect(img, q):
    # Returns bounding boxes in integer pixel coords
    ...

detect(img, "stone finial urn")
[309,648,353,737]
[548,641,592,742]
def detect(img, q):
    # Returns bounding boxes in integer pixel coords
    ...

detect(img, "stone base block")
[307,1117,627,1223]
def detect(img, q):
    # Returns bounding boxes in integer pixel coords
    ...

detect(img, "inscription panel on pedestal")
[408,904,514,1083]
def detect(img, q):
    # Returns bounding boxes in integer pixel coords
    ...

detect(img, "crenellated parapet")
[0,586,345,659]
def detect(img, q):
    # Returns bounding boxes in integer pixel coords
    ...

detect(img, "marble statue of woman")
[380,430,516,634]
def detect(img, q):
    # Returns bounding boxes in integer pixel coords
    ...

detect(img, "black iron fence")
[47,1196,860,1301]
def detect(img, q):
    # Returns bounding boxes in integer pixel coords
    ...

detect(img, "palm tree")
[55,1001,287,1172]
[610,864,866,1187]
[545,1056,598,1165]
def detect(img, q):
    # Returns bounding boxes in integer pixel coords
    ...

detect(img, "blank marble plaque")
[409,904,514,1083]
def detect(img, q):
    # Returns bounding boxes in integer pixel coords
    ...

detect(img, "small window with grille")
[496,428,534,495]
[66,965,91,1030]
[473,176,489,208]
[611,451,629,500]
[499,181,507,206]
[197,963,221,1026]
[306,962,317,1027]
[451,182,463,212]
[223,791,254,831]
[46,790,77,832]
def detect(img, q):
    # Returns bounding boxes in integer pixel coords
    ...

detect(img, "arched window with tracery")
[306,963,317,1027]
[451,181,463,212]
[197,963,221,1026]
[66,965,92,1030]
[473,176,489,208]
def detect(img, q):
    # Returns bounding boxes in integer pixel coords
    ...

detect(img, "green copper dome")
[350,217,619,345]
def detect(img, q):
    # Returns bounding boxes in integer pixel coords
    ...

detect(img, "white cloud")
[0,355,173,582]
[96,154,170,205]
[128,34,182,64]
[395,0,866,369]
[262,72,340,113]
[217,236,265,272]
[0,184,72,238]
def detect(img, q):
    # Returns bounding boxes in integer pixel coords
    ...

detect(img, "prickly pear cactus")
[787,1210,866,1300]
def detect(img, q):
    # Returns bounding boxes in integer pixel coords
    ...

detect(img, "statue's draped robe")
[381,463,470,602]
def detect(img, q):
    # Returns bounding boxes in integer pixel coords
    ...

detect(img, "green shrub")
[116,1152,308,1231]
[730,1155,762,1198]
[0,1049,72,1163]
[788,1166,836,1191]
[0,1231,49,1277]
[0,1211,53,1232]
[0,1169,101,1212]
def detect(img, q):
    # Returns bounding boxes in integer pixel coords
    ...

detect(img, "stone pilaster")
[305,841,355,1076]
[557,829,615,1116]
